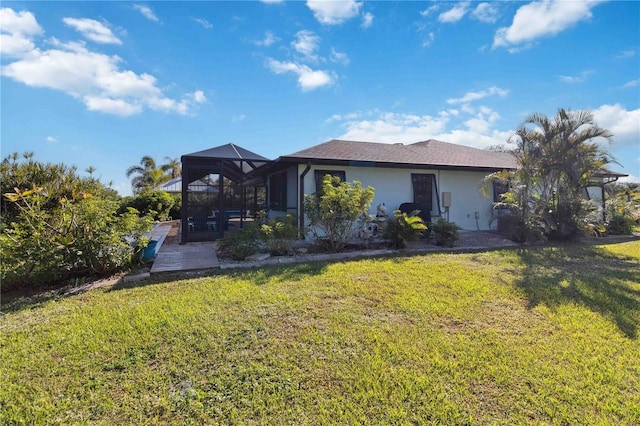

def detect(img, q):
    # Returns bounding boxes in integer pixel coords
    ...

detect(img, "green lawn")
[2,241,639,424]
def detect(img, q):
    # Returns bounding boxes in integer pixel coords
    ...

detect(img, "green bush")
[304,175,374,253]
[607,215,635,235]
[1,153,153,290]
[217,223,263,260]
[382,210,427,249]
[1,186,153,290]
[260,214,297,255]
[218,215,297,260]
[119,190,175,221]
[431,219,461,247]
[169,193,181,219]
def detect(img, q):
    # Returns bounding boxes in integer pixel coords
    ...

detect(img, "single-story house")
[252,139,517,234]
[177,139,628,243]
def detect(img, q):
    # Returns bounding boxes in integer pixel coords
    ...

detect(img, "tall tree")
[161,157,181,179]
[495,108,615,240]
[126,156,171,194]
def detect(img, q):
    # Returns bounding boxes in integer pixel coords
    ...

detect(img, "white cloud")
[306,0,362,25]
[191,17,212,29]
[471,3,499,24]
[1,13,204,117]
[615,49,635,60]
[337,111,451,143]
[0,8,43,56]
[191,90,207,103]
[266,58,335,91]
[232,114,246,123]
[558,70,594,84]
[255,31,279,47]
[333,109,511,150]
[330,47,349,65]
[85,96,143,116]
[420,5,439,17]
[592,104,640,148]
[361,12,374,28]
[133,4,159,22]
[63,17,121,45]
[292,30,320,62]
[438,2,470,23]
[46,136,58,143]
[464,108,501,134]
[0,7,42,35]
[446,86,509,105]
[422,32,435,48]
[493,0,604,50]
[622,79,639,89]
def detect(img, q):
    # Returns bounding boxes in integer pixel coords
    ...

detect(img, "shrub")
[431,219,461,247]
[603,193,639,235]
[382,210,427,249]
[261,214,297,255]
[304,175,374,253]
[0,153,152,290]
[218,215,297,260]
[217,223,263,260]
[168,192,182,219]
[607,215,635,235]
[1,186,153,289]
[119,190,175,221]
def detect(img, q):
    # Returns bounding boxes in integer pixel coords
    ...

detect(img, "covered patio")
[180,143,270,243]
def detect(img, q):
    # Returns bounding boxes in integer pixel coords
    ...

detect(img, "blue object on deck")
[142,240,158,262]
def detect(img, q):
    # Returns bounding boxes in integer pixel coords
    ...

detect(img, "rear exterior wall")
[296,164,498,231]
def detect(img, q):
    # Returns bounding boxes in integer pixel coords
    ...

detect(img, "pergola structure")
[180,143,270,243]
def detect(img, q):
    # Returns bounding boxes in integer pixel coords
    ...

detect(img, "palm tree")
[126,156,171,194]
[161,157,181,179]
[508,108,615,239]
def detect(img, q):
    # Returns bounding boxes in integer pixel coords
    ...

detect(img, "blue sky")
[2,0,639,195]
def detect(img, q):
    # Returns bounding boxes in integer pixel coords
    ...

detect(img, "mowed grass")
[1,241,639,424]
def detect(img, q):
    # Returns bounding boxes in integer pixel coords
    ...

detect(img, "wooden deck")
[150,242,219,274]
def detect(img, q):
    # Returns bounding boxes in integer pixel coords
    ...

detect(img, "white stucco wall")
[296,164,498,231]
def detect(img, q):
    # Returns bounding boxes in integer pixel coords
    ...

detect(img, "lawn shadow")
[513,244,640,339]
[108,261,331,292]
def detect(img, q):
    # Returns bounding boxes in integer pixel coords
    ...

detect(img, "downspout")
[434,171,442,218]
[299,162,312,239]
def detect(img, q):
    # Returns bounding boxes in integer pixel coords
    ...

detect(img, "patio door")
[412,174,434,214]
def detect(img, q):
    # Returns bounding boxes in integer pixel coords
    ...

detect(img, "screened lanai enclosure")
[180,144,270,243]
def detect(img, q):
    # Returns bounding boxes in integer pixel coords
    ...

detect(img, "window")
[314,170,346,194]
[269,171,287,211]
[411,174,434,213]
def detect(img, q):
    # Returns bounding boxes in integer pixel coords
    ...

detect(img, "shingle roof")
[282,139,516,169]
[182,143,270,162]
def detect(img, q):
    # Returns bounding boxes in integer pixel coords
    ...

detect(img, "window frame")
[269,171,288,211]
[314,170,346,195]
